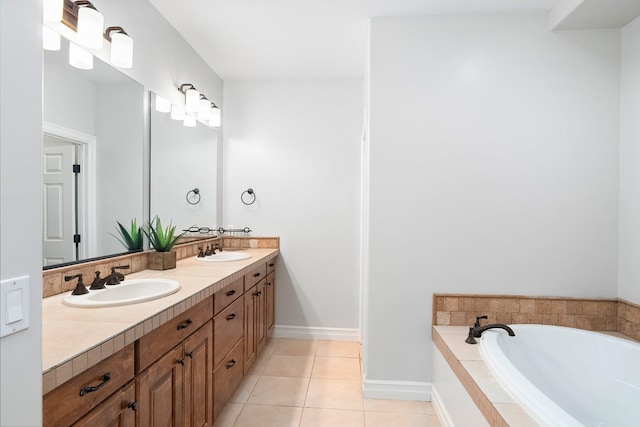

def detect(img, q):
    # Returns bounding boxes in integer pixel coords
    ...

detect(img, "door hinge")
[73,234,81,244]
[72,164,81,174]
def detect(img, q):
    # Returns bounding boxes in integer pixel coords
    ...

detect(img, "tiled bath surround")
[42,237,279,298]
[434,294,640,341]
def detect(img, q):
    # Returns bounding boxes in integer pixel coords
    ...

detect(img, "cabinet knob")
[185,351,194,359]
[226,313,237,321]
[226,359,236,369]
[127,401,138,412]
[268,263,275,267]
[79,373,111,396]
[178,358,185,366]
[253,272,261,278]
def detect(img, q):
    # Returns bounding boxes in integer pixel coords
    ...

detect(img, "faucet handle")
[65,274,89,295]
[474,315,488,327]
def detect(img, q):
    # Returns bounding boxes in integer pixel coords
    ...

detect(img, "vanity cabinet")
[43,344,135,427]
[72,381,136,427]
[44,256,277,427]
[135,295,214,427]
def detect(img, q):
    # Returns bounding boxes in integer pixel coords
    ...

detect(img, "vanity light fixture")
[43,26,61,51]
[209,104,221,127]
[105,26,133,69]
[44,0,64,22]
[69,41,93,69]
[198,95,212,120]
[155,95,171,113]
[170,105,185,120]
[184,114,197,127]
[74,1,104,49]
[179,83,200,113]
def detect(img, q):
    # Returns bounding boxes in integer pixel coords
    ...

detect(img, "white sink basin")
[63,279,181,308]
[194,251,251,262]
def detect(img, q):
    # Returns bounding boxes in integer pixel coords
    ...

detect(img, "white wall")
[0,0,43,425]
[223,80,363,332]
[619,16,640,304]
[366,14,620,385]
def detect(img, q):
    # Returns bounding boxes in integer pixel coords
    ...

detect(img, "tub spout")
[465,317,515,344]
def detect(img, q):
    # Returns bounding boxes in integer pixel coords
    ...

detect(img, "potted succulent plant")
[144,216,184,270]
[111,219,144,251]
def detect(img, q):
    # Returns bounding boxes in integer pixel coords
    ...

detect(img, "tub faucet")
[465,315,515,344]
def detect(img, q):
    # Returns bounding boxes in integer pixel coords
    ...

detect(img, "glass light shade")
[43,0,63,22]
[77,6,104,49]
[184,115,196,127]
[155,95,171,113]
[198,99,211,120]
[69,42,93,70]
[110,32,133,68]
[209,107,221,127]
[185,88,200,113]
[171,105,185,120]
[43,26,61,51]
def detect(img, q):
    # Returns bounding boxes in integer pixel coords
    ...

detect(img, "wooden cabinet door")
[183,322,213,427]
[72,381,136,427]
[136,345,184,427]
[256,280,267,354]
[265,271,275,335]
[244,285,257,374]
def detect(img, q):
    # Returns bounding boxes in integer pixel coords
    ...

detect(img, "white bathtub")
[480,324,640,427]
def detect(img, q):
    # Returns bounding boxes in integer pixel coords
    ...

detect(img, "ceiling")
[147,0,636,81]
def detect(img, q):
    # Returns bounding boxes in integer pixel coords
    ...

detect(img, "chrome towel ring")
[241,188,256,205]
[186,188,201,205]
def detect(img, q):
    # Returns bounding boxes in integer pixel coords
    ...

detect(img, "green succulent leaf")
[110,219,143,251]
[144,216,184,252]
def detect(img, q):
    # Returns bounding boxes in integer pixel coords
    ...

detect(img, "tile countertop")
[432,325,539,427]
[42,248,279,375]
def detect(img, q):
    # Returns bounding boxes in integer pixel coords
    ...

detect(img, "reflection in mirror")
[150,93,218,240]
[43,40,145,268]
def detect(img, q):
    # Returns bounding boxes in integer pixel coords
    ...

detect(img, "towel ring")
[186,188,201,205]
[241,188,256,205]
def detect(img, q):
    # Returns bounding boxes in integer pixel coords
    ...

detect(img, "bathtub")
[479,324,640,427]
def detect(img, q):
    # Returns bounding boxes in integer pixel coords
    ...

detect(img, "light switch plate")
[1,276,29,338]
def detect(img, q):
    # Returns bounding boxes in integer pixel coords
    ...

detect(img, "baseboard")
[430,385,454,427]
[272,325,360,341]
[362,378,432,401]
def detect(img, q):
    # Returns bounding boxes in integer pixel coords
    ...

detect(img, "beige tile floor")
[214,338,441,427]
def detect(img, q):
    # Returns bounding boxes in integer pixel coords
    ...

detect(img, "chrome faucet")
[465,315,515,344]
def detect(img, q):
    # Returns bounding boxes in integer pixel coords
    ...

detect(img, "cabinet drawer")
[72,380,136,427]
[245,264,267,289]
[136,297,213,372]
[266,259,276,275]
[44,344,135,427]
[214,297,244,368]
[213,339,244,421]
[214,277,244,315]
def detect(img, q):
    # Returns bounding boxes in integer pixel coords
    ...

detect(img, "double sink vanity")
[42,245,278,426]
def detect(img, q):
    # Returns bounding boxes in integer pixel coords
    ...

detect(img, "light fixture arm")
[179,83,197,94]
[104,26,128,42]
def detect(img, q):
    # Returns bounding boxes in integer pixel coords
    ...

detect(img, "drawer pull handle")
[79,373,111,396]
[177,319,193,330]
[226,290,236,296]
[253,290,262,297]
[178,358,186,366]
[127,401,138,412]
[226,313,237,321]
[253,272,261,278]
[186,351,194,359]
[268,263,275,267]
[226,359,236,369]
